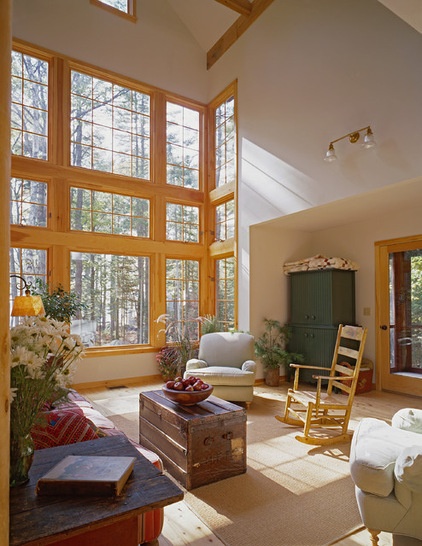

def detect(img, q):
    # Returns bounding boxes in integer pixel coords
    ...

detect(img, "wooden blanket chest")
[139,390,247,490]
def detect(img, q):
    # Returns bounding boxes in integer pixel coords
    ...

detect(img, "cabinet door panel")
[289,270,355,325]
[288,326,338,383]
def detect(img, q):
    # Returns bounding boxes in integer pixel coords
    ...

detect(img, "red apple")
[201,383,210,390]
[166,380,175,389]
[173,381,184,391]
[193,381,203,391]
[185,385,194,391]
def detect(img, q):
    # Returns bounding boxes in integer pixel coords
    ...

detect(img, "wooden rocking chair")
[275,324,368,445]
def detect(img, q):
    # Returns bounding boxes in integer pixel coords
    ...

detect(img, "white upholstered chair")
[184,332,256,406]
[350,408,422,545]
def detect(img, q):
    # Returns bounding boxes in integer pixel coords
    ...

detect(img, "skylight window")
[91,0,136,20]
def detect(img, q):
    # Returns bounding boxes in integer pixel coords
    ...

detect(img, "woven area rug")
[109,391,362,546]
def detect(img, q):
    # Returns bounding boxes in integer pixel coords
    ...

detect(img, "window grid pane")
[166,202,199,243]
[71,70,151,179]
[70,187,150,237]
[166,258,200,342]
[10,247,47,325]
[216,257,235,330]
[215,199,234,241]
[71,252,149,346]
[215,96,235,188]
[11,51,48,160]
[98,0,128,13]
[166,102,200,189]
[10,178,48,227]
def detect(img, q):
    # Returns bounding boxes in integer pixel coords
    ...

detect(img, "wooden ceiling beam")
[208,0,275,70]
[214,0,252,16]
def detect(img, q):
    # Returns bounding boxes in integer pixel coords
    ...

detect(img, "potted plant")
[255,318,303,387]
[199,314,225,335]
[156,345,180,381]
[156,314,199,378]
[32,279,87,324]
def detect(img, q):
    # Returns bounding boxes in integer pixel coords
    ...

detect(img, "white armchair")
[350,409,422,545]
[184,332,256,406]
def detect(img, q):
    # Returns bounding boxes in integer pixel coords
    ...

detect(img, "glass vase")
[10,432,34,487]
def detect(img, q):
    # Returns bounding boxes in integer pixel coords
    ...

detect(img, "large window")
[70,70,150,179]
[11,51,48,160]
[70,187,150,237]
[91,0,136,20]
[215,96,235,188]
[166,102,200,189]
[166,203,199,243]
[216,257,235,330]
[216,200,234,241]
[166,259,200,341]
[10,178,48,227]
[71,252,149,346]
[10,41,237,352]
[10,247,47,325]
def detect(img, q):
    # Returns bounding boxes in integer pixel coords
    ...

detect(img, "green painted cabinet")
[288,270,356,382]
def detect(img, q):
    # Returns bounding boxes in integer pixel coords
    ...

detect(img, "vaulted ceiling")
[167,0,422,70]
[166,0,275,69]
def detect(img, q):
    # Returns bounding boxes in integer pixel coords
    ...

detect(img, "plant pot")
[265,368,280,387]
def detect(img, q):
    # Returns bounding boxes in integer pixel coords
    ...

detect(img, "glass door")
[376,236,422,395]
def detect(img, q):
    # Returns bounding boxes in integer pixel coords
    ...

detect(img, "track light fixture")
[324,126,376,162]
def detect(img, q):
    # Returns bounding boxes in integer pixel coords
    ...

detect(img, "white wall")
[72,351,158,386]
[12,0,209,101]
[207,0,422,330]
[250,177,422,380]
[12,0,422,384]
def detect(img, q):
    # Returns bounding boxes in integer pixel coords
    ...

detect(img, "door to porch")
[376,235,422,396]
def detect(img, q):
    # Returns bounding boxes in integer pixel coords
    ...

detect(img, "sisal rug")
[109,391,362,546]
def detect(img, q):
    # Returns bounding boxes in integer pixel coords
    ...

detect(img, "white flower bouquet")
[10,316,84,438]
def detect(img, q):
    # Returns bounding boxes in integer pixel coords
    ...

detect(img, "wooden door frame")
[375,234,422,396]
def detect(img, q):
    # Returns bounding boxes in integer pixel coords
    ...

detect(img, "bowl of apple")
[162,376,213,406]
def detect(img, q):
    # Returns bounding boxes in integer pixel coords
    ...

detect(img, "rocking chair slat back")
[276,324,368,445]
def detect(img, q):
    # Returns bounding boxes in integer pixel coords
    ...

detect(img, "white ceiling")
[378,0,422,34]
[166,0,422,58]
[166,0,238,51]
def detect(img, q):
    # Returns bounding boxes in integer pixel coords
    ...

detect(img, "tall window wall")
[10,41,237,353]
[208,83,237,330]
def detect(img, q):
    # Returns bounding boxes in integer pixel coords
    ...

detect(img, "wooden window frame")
[207,81,238,326]
[90,0,137,22]
[10,39,209,354]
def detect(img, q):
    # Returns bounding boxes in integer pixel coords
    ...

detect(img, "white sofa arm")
[392,408,422,434]
[242,360,257,373]
[186,359,208,371]
[395,446,422,493]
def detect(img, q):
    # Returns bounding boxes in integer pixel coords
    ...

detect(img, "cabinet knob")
[304,314,309,320]
[304,333,308,338]
[311,315,316,320]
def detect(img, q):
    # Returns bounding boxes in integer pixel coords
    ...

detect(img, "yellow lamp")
[10,275,45,317]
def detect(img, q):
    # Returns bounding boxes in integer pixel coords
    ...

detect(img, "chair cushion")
[185,366,256,386]
[350,418,422,497]
[393,408,422,434]
[395,446,422,492]
[198,332,255,369]
[32,409,100,449]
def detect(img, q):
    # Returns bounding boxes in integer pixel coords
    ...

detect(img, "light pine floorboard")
[78,381,422,546]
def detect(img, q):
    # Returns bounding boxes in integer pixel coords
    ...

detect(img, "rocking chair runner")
[276,324,368,445]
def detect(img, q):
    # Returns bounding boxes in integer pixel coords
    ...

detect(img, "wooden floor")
[78,381,422,546]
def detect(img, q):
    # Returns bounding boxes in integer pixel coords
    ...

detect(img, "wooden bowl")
[161,384,213,406]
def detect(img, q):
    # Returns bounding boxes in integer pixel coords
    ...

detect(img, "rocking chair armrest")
[311,374,351,381]
[290,364,328,371]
